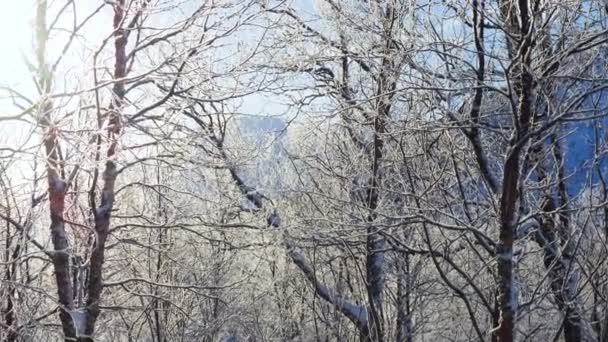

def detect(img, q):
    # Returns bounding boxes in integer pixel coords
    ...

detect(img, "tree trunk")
[80,1,128,338]
[494,0,535,340]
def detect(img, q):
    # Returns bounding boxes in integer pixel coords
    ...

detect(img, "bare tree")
[1,0,608,341]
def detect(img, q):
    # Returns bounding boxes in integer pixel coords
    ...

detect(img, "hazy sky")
[0,1,33,100]
[0,0,112,105]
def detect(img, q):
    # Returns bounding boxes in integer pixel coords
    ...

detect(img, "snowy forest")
[1,0,608,341]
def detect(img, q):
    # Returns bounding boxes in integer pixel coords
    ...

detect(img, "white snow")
[496,250,513,261]
[286,241,368,327]
[70,308,87,336]
[509,272,519,313]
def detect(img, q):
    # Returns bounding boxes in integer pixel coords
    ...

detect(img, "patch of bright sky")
[0,0,34,128]
[0,1,113,119]
[0,0,349,151]
[0,1,40,164]
[0,1,114,192]
[0,2,32,92]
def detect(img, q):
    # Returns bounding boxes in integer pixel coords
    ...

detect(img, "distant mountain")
[237,115,288,192]
[240,115,286,133]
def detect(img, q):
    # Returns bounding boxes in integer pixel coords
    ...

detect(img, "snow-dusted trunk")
[528,5,594,340]
[364,224,385,342]
[45,124,77,339]
[80,2,128,340]
[532,139,593,342]
[494,153,520,342]
[35,1,78,339]
[35,0,132,339]
[361,4,400,341]
[395,251,414,342]
[494,0,535,341]
[536,196,592,342]
[285,241,369,332]
[2,221,18,342]
[364,166,386,341]
[218,154,375,338]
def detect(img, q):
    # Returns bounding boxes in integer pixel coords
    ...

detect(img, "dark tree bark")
[35,1,77,339]
[34,0,135,339]
[80,1,130,340]
[494,0,536,341]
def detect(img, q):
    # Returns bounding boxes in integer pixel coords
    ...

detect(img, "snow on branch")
[284,238,368,329]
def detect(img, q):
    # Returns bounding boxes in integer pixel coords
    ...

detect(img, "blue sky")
[1,0,606,196]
